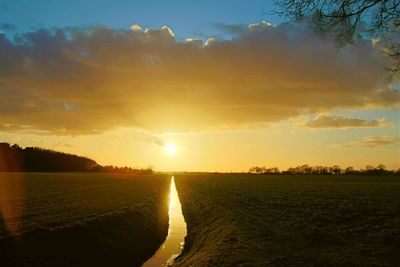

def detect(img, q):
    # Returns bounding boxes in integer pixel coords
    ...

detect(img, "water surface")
[142,176,187,266]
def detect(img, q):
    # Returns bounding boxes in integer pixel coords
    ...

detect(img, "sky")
[0,0,399,172]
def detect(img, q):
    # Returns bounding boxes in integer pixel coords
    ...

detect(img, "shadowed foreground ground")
[0,173,170,267]
[174,174,400,266]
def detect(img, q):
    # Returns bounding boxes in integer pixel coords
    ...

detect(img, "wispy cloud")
[0,23,16,31]
[52,142,73,149]
[0,22,398,135]
[341,135,400,149]
[306,115,388,128]
[133,131,165,147]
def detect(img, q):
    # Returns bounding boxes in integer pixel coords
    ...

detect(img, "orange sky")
[0,22,399,171]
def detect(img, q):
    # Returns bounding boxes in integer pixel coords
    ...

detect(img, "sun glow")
[165,143,177,155]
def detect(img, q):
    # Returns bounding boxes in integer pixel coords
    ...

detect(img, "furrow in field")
[174,174,400,266]
[0,173,170,267]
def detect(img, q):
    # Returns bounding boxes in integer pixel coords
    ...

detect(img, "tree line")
[0,142,153,173]
[249,164,399,175]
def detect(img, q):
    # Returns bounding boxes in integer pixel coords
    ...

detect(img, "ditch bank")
[0,183,169,267]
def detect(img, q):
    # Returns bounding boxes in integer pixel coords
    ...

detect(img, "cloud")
[52,142,73,149]
[247,21,274,31]
[306,115,388,128]
[0,123,32,131]
[214,21,275,35]
[0,22,398,135]
[341,135,400,148]
[130,24,142,31]
[0,23,16,31]
[212,23,247,35]
[134,131,165,146]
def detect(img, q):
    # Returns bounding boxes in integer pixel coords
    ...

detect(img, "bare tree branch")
[274,0,400,76]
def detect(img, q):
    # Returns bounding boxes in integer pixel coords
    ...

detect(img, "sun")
[165,143,177,155]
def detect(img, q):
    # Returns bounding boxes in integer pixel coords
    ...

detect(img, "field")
[0,172,170,266]
[1,173,399,266]
[174,174,400,266]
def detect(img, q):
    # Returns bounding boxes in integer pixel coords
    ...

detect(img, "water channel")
[142,176,187,267]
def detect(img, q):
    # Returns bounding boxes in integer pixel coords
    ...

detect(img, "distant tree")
[0,142,152,174]
[377,164,388,175]
[249,166,279,174]
[312,165,324,174]
[286,167,296,174]
[274,0,400,75]
[0,143,20,171]
[272,167,280,173]
[249,166,264,174]
[377,164,386,170]
[344,166,360,174]
[331,165,342,175]
[299,164,313,174]
[250,163,396,176]
[364,164,375,172]
[0,143,98,172]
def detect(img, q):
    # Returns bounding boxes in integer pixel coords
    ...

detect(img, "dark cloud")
[306,115,387,128]
[0,22,398,135]
[212,22,247,35]
[0,23,16,31]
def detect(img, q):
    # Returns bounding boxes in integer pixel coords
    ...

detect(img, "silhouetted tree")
[249,166,280,174]
[331,165,342,175]
[344,166,361,175]
[249,163,396,175]
[0,142,153,174]
[0,143,21,171]
[377,164,387,175]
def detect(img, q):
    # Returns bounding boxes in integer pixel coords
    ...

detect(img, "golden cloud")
[0,23,398,135]
[306,115,388,128]
[341,135,400,148]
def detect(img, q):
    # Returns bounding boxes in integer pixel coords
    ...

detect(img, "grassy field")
[0,172,170,266]
[174,174,400,266]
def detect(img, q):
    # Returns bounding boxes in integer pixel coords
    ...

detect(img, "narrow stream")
[142,176,187,267]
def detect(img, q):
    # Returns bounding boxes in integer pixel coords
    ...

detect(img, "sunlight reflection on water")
[142,176,187,267]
